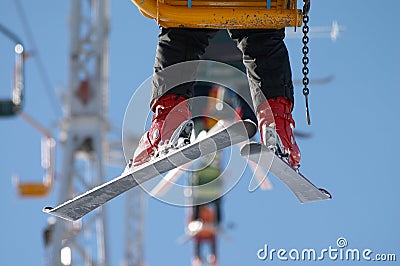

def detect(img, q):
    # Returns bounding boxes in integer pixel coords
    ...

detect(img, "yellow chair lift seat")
[131,0,302,29]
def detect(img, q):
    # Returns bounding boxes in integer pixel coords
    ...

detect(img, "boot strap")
[273,113,295,127]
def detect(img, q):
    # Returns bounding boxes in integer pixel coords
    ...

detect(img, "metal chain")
[302,0,311,125]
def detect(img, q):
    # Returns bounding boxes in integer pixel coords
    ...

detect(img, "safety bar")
[0,24,24,116]
[131,0,302,29]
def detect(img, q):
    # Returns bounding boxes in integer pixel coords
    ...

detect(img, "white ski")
[241,142,331,203]
[44,119,257,221]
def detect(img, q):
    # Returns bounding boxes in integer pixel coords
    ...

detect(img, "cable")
[0,24,23,43]
[14,0,62,118]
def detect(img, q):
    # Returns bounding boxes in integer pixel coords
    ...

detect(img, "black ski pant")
[150,28,294,113]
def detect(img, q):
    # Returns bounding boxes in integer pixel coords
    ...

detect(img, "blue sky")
[1,0,399,265]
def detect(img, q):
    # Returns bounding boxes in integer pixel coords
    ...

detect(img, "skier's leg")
[229,29,300,167]
[133,28,218,166]
[151,28,218,104]
[208,237,218,266]
[214,198,222,225]
[193,204,200,221]
[193,240,202,266]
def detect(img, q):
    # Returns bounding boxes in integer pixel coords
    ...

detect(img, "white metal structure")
[48,0,110,265]
[47,1,146,265]
[122,187,146,266]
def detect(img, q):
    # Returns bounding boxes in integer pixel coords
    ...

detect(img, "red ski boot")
[132,94,192,166]
[257,96,301,168]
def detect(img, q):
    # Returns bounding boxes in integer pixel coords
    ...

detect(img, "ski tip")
[299,188,332,203]
[42,206,77,221]
[43,206,54,213]
[239,142,250,157]
[242,119,258,138]
[318,188,332,199]
[239,141,260,157]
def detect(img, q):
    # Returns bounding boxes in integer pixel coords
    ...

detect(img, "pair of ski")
[44,120,331,221]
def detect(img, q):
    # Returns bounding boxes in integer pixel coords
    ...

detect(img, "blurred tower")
[48,0,110,265]
[122,187,146,266]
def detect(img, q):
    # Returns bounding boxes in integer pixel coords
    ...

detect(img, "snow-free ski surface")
[44,120,257,221]
[240,142,331,203]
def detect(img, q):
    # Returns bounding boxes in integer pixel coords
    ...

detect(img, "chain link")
[302,0,311,125]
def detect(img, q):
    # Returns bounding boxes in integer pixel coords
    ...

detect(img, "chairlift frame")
[0,24,25,117]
